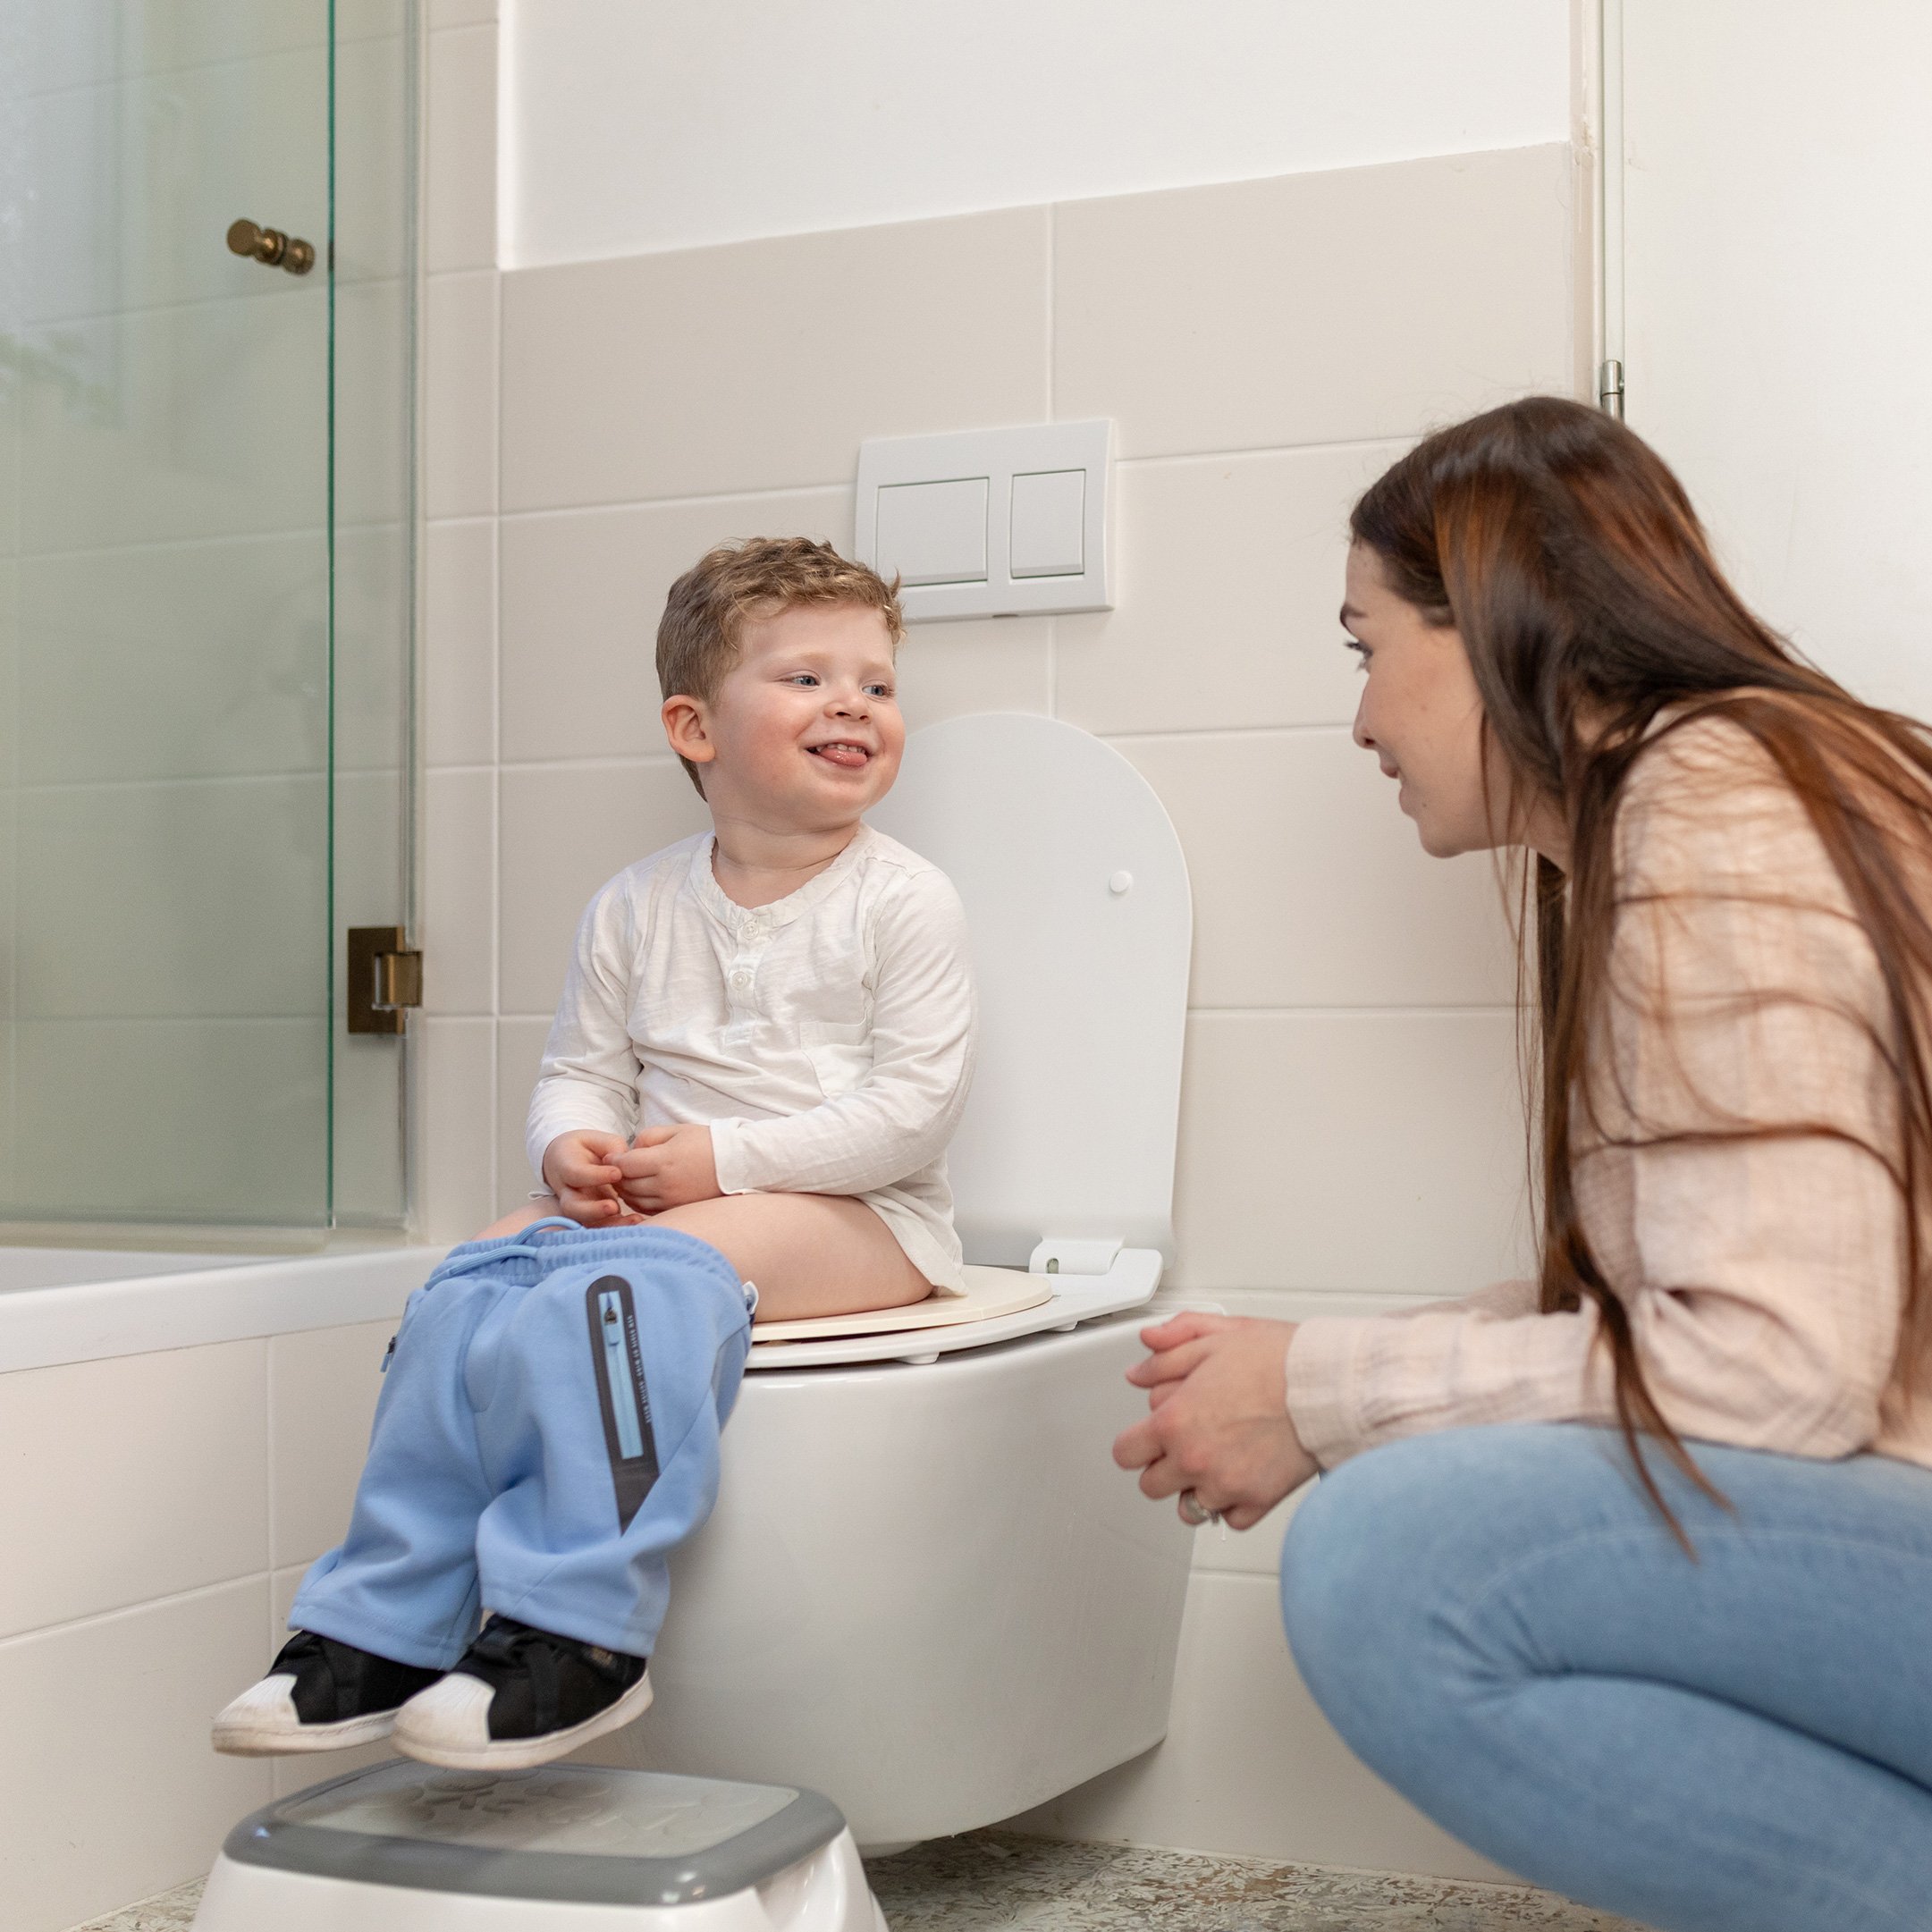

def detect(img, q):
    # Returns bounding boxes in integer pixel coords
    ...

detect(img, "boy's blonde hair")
[656,536,905,795]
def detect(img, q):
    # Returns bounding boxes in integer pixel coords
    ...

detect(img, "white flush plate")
[856,420,1112,621]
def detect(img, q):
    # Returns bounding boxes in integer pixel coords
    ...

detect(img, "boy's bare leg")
[471,1192,931,1321]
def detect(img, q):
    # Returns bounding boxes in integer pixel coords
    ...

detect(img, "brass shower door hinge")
[348,926,424,1035]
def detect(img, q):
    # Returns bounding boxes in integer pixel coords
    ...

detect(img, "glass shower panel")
[0,3,416,1230]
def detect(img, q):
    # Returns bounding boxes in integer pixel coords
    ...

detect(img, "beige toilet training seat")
[749,1264,1050,1347]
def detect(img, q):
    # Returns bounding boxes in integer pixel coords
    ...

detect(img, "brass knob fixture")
[226,217,315,276]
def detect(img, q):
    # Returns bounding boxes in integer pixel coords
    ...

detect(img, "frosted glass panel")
[0,3,416,1229]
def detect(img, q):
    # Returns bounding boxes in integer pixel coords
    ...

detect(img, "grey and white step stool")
[190,1759,887,1931]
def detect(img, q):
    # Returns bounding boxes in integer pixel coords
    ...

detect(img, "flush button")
[1010,468,1085,578]
[1109,870,1134,896]
[875,477,990,586]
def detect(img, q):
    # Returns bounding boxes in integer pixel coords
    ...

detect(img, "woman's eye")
[1343,637,1369,671]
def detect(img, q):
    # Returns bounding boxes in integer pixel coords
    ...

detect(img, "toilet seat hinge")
[1028,1236,1124,1278]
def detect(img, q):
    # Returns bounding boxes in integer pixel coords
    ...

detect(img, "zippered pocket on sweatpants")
[586,1275,661,1531]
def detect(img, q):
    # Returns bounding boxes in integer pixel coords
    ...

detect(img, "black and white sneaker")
[392,1615,652,1770]
[212,1630,443,1756]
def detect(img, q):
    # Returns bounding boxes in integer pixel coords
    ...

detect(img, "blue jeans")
[1280,1424,1932,1932]
[293,1221,754,1667]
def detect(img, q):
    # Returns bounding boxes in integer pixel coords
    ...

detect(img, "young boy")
[213,538,975,1770]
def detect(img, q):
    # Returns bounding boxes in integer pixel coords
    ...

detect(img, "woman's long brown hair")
[1352,396,1932,1526]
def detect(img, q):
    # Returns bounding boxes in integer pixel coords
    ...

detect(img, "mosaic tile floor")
[79,1830,1641,1931]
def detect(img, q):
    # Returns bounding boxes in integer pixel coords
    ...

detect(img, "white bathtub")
[0,1239,450,1373]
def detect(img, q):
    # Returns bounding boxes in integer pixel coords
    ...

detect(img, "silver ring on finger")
[1177,1488,1220,1527]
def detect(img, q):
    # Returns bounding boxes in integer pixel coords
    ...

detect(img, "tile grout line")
[1044,202,1059,719]
[0,1570,270,1655]
[489,250,507,1223]
[262,1341,277,1662]
[485,436,1415,526]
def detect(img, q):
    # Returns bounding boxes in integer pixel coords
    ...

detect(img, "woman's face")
[1342,544,1497,856]
[1343,543,1557,861]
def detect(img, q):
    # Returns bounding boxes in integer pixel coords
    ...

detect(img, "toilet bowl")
[579,713,1197,1852]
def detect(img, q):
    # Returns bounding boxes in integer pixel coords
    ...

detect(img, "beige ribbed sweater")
[1287,713,1932,1471]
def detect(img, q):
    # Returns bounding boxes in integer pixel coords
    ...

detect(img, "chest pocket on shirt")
[801,1020,873,1098]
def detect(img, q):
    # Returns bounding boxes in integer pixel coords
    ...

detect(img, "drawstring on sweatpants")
[436,1218,584,1278]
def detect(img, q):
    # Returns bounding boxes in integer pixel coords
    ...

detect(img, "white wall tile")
[7,1019,328,1225]
[426,269,500,520]
[334,276,412,527]
[333,1027,409,1227]
[423,767,495,1014]
[501,207,1050,509]
[1055,146,1575,460]
[1004,1571,1509,1881]
[17,536,325,786]
[0,1578,274,1932]
[20,291,326,552]
[269,1320,392,1569]
[898,617,1053,735]
[1118,730,1518,1009]
[333,31,414,286]
[1171,1010,1532,1294]
[499,760,712,1014]
[496,1014,553,1206]
[0,560,20,789]
[0,367,18,562]
[499,489,852,764]
[17,776,325,1018]
[334,520,412,775]
[20,54,328,324]
[333,764,408,932]
[1056,443,1406,737]
[430,0,497,23]
[0,351,19,561]
[0,1341,267,1638]
[425,518,499,769]
[426,23,499,274]
[418,1014,500,1241]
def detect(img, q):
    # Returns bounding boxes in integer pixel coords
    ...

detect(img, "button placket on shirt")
[726,911,772,1020]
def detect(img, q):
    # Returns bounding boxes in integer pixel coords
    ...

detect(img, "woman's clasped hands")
[1112,1313,1320,1530]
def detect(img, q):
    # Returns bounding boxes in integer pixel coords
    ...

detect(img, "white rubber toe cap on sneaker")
[213,1672,402,1756]
[211,1674,301,1754]
[392,1665,654,1772]
[392,1673,496,1759]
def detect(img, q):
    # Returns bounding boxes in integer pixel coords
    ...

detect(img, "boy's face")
[677,603,905,829]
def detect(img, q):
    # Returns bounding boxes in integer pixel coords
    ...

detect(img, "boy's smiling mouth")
[807,739,872,769]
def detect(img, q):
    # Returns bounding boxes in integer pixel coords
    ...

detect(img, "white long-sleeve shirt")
[526,824,977,1290]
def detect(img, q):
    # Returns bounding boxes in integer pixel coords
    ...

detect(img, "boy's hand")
[540,1130,634,1225]
[613,1124,721,1213]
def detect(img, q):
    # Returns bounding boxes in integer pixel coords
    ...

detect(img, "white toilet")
[581,712,1199,1852]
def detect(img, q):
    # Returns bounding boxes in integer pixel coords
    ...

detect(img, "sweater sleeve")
[1287,719,1906,1468]
[524,876,644,1180]
[710,865,977,1196]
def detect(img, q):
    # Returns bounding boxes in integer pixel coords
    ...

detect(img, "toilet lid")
[868,715,1191,1268]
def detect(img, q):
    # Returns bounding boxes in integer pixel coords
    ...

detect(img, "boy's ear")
[661,694,717,767]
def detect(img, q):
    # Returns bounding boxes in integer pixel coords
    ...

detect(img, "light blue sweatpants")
[291,1220,754,1668]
